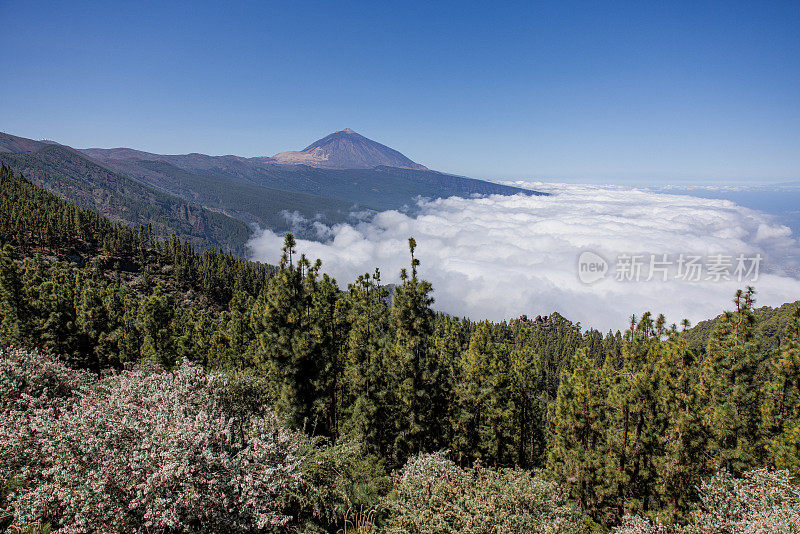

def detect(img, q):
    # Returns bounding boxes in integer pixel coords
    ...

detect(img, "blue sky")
[1,0,798,183]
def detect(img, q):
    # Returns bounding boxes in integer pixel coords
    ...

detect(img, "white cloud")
[248,183,800,332]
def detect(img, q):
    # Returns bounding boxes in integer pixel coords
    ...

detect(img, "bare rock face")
[272,128,427,170]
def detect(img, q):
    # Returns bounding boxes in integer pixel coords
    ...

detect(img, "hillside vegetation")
[1,129,538,250]
[1,163,799,532]
[0,138,252,254]
[82,149,537,236]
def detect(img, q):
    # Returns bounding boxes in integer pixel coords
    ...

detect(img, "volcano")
[271,128,427,170]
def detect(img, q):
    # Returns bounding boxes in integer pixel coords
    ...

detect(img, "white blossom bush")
[614,469,800,534]
[0,347,92,412]
[381,451,587,534]
[613,514,669,534]
[1,348,307,533]
[0,348,93,522]
[685,468,800,534]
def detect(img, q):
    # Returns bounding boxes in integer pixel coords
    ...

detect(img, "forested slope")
[1,163,799,532]
[684,299,800,357]
[0,140,252,253]
[82,149,538,233]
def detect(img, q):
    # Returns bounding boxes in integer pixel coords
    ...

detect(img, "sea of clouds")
[247,183,800,332]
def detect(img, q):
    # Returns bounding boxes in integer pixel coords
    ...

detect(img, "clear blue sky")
[1,0,798,183]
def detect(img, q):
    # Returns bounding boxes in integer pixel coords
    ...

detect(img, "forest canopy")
[1,163,799,532]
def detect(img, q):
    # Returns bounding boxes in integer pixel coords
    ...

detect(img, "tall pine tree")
[603,313,664,524]
[548,347,609,522]
[339,269,392,455]
[390,238,435,464]
[700,287,764,474]
[251,233,341,436]
[654,320,708,524]
[762,307,800,478]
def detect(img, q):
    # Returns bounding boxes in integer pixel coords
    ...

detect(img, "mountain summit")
[272,128,427,170]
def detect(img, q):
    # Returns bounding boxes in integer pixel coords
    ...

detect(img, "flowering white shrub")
[686,468,800,534]
[0,347,92,412]
[382,451,587,534]
[0,348,93,523]
[613,514,669,534]
[614,469,800,534]
[1,348,306,533]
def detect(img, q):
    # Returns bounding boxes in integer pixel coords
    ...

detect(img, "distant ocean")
[656,186,800,239]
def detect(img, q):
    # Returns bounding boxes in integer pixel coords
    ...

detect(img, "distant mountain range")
[1,129,542,254]
[0,133,252,254]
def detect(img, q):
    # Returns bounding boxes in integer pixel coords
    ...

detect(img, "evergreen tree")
[452,321,545,468]
[700,287,764,474]
[603,313,664,523]
[390,238,435,463]
[547,347,609,521]
[654,320,708,524]
[431,314,470,458]
[75,271,110,370]
[225,291,257,368]
[251,234,341,435]
[508,345,548,468]
[454,321,511,466]
[307,270,345,438]
[36,267,80,357]
[762,307,800,478]
[339,270,391,455]
[137,282,175,367]
[252,233,309,428]
[0,245,23,345]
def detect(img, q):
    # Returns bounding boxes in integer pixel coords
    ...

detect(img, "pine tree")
[454,321,510,465]
[390,238,435,463]
[431,315,469,457]
[547,347,609,521]
[75,271,109,370]
[252,233,309,428]
[100,281,133,366]
[654,320,708,524]
[603,313,664,524]
[251,233,341,435]
[307,271,344,438]
[762,307,800,478]
[509,344,547,468]
[137,282,175,367]
[36,267,80,358]
[700,287,764,474]
[0,245,23,345]
[226,291,256,368]
[452,321,542,468]
[339,269,391,455]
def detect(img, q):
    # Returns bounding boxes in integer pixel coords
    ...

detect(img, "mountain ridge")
[0,133,252,253]
[76,129,539,224]
[1,129,542,252]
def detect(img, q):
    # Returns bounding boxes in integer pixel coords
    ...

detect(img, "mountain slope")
[0,133,252,254]
[272,128,427,170]
[82,152,537,233]
[99,158,362,229]
[683,299,800,358]
[3,129,542,252]
[80,129,538,236]
[0,132,50,153]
